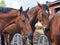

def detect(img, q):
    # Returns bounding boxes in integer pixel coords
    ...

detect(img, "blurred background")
[0,0,56,10]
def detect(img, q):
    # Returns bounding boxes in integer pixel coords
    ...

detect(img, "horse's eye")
[22,20,25,22]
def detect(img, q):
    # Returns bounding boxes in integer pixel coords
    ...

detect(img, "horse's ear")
[25,8,29,13]
[19,6,23,12]
[37,2,42,8]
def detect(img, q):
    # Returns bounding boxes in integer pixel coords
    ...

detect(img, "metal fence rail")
[11,33,23,45]
[38,35,49,45]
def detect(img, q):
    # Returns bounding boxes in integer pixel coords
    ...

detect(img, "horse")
[37,3,60,45]
[27,2,49,32]
[27,2,49,45]
[0,7,32,45]
[0,7,18,35]
[0,7,18,45]
[48,11,60,45]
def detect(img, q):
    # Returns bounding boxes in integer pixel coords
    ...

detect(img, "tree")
[0,0,5,7]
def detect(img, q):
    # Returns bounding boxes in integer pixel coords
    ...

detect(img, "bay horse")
[0,7,32,45]
[27,2,49,32]
[0,7,18,45]
[37,3,60,45]
[27,2,49,45]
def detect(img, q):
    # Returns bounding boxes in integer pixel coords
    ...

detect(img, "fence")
[38,35,49,45]
[11,33,23,45]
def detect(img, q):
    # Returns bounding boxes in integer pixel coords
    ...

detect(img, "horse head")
[37,2,49,29]
[19,7,32,37]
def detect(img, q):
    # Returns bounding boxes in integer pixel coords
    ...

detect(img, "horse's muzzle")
[44,28,49,32]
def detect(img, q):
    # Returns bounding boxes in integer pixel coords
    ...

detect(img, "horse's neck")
[0,10,17,19]
[0,10,18,23]
[27,6,39,23]
[1,14,17,24]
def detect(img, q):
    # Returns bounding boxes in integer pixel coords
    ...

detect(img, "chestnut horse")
[37,3,60,45]
[0,7,32,45]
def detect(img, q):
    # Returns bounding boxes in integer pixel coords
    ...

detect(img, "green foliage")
[0,0,5,7]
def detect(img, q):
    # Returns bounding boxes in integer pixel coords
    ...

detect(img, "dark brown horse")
[0,7,32,45]
[37,3,60,45]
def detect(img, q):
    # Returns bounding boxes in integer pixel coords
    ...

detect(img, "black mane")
[23,11,29,20]
[0,7,16,13]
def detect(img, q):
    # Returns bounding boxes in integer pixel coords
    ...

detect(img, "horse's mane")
[23,11,29,20]
[28,6,38,14]
[0,7,17,13]
[29,6,36,12]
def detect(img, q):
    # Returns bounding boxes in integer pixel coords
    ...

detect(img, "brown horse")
[0,8,18,34]
[37,3,60,45]
[26,3,49,45]
[0,8,18,45]
[1,7,32,45]
[37,3,49,28]
[27,2,49,32]
[48,11,60,45]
